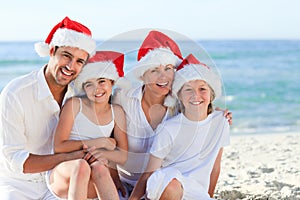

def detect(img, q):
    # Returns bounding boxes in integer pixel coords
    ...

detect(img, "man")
[0,16,96,199]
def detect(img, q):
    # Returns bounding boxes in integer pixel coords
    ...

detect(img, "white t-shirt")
[150,111,230,191]
[112,86,171,184]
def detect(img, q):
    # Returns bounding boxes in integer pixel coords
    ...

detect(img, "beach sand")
[215,132,300,200]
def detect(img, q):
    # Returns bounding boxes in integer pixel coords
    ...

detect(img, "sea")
[0,40,299,136]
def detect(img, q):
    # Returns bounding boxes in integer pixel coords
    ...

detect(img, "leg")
[49,159,91,200]
[159,178,183,200]
[90,161,119,200]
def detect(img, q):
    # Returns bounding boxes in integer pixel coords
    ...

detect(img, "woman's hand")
[216,107,232,125]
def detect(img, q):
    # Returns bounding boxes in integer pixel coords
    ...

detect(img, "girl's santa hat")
[164,54,222,107]
[126,30,183,80]
[74,51,124,96]
[34,16,96,57]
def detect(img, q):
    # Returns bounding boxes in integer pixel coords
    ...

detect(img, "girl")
[47,51,128,200]
[129,54,230,200]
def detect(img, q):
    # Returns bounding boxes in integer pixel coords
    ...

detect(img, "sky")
[0,0,300,41]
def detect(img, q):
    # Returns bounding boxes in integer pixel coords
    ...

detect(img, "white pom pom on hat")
[34,16,96,57]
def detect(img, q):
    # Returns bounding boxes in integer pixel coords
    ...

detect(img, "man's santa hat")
[126,30,183,80]
[74,51,124,96]
[164,54,222,107]
[34,16,96,57]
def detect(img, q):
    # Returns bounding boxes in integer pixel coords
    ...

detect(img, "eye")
[165,65,174,71]
[77,59,86,66]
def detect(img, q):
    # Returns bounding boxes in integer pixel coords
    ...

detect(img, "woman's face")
[141,64,175,96]
[83,78,113,104]
[179,80,211,113]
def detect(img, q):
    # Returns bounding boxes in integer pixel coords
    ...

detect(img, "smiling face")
[45,46,89,88]
[178,80,212,117]
[141,64,175,97]
[83,78,113,104]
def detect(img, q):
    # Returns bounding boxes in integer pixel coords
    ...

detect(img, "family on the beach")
[0,16,232,200]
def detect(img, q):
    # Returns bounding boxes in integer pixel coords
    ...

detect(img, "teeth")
[156,82,168,87]
[95,93,104,97]
[190,101,203,105]
[61,67,72,76]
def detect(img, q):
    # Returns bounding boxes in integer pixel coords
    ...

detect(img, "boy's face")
[179,80,211,113]
[47,46,89,87]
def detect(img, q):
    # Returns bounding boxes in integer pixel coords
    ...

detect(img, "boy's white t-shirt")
[150,110,230,191]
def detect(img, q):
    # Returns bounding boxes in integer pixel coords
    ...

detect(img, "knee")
[160,179,183,200]
[71,159,91,177]
[90,162,110,179]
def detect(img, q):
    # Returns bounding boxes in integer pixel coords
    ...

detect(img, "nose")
[66,59,76,70]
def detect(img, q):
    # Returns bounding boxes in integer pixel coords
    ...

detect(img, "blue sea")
[0,40,300,135]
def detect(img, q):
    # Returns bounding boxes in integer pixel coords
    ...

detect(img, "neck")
[44,69,67,107]
[184,109,208,121]
[142,86,166,106]
[88,100,110,114]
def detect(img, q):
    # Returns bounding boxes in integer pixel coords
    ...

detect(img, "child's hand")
[104,138,117,150]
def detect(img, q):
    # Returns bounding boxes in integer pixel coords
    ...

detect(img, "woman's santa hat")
[164,54,222,107]
[74,51,124,96]
[126,30,183,80]
[34,16,96,57]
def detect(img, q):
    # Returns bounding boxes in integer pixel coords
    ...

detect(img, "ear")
[49,46,55,56]
[139,75,145,82]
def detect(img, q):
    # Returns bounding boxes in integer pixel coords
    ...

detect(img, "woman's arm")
[208,148,223,197]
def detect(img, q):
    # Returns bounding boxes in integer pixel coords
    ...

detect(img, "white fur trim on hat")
[35,28,96,57]
[172,64,222,103]
[74,61,119,96]
[127,48,182,80]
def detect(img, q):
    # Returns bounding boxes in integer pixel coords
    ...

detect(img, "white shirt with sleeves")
[0,67,72,182]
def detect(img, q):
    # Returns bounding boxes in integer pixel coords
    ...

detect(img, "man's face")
[46,46,89,87]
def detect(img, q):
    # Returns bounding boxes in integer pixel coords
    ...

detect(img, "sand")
[215,132,300,200]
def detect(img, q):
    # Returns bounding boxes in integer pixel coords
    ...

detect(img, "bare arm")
[90,105,128,165]
[208,148,223,197]
[54,97,116,153]
[129,155,162,200]
[23,149,86,173]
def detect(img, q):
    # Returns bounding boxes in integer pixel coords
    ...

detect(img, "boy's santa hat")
[74,51,124,96]
[34,16,96,57]
[126,30,183,80]
[164,54,222,107]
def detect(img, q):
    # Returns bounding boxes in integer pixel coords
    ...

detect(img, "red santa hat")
[126,30,183,80]
[164,54,222,107]
[74,51,124,96]
[34,16,96,57]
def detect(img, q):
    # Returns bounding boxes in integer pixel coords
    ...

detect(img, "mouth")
[95,92,105,98]
[156,82,169,88]
[190,101,204,105]
[61,66,74,77]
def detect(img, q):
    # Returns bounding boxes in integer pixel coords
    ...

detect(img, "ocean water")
[0,40,299,135]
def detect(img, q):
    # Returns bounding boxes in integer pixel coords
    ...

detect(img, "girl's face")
[141,64,175,96]
[179,80,211,114]
[83,78,113,104]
